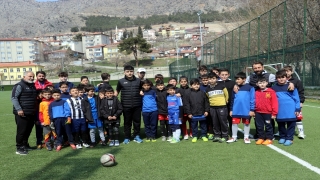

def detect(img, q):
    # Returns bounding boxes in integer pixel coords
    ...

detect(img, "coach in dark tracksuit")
[115,65,143,143]
[11,71,38,155]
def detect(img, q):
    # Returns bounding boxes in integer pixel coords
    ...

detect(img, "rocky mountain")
[0,0,244,37]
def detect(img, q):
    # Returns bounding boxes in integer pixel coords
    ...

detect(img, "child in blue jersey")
[49,89,76,151]
[81,86,106,147]
[166,84,183,143]
[141,79,158,142]
[272,70,300,146]
[227,72,255,144]
[59,82,71,101]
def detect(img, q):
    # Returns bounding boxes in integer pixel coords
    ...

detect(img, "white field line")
[238,128,320,175]
[304,105,320,108]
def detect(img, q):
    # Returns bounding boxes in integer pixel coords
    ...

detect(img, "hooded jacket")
[184,88,210,118]
[39,97,54,125]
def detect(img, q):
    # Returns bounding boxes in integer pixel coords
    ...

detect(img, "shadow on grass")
[23,146,121,180]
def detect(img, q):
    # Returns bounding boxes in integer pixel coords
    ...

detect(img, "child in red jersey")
[255,77,278,145]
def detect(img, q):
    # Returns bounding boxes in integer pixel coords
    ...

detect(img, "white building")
[0,38,40,63]
[85,44,106,60]
[82,33,110,57]
[143,29,156,41]
[61,40,83,53]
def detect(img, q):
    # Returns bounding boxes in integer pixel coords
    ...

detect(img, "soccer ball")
[100,153,116,167]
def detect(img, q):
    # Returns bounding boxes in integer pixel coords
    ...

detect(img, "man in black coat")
[11,71,38,155]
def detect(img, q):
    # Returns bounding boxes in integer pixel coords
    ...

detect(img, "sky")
[36,0,59,2]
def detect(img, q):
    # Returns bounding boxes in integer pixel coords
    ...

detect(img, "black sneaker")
[16,147,28,155]
[212,137,220,142]
[90,142,97,148]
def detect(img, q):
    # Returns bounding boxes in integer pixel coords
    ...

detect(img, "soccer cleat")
[219,138,226,143]
[70,144,76,150]
[192,137,197,143]
[151,138,157,142]
[114,140,120,146]
[184,135,189,140]
[145,138,151,142]
[123,139,130,144]
[82,143,90,148]
[278,139,286,144]
[256,139,264,145]
[212,137,220,142]
[202,137,208,142]
[208,134,214,140]
[162,136,166,141]
[166,136,172,142]
[284,140,293,146]
[90,142,97,148]
[189,134,193,138]
[109,140,115,147]
[244,138,251,144]
[37,144,42,150]
[16,147,28,155]
[134,135,143,143]
[76,144,82,149]
[298,133,305,139]
[45,142,52,151]
[274,132,280,137]
[262,139,273,145]
[170,138,180,143]
[56,145,62,151]
[226,138,237,143]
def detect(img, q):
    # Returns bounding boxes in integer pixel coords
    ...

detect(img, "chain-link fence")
[169,0,320,87]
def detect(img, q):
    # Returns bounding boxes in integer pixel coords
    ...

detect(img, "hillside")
[0,0,245,37]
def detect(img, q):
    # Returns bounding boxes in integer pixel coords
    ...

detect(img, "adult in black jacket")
[114,65,142,144]
[100,88,123,146]
[11,71,38,155]
[185,78,210,141]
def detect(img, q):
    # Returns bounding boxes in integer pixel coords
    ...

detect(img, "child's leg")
[199,120,207,138]
[43,126,52,148]
[98,127,105,142]
[123,108,134,139]
[132,106,142,138]
[181,115,187,136]
[113,122,120,141]
[217,107,229,139]
[64,122,74,145]
[230,118,240,139]
[210,108,221,138]
[242,118,250,139]
[142,112,151,138]
[166,121,172,137]
[72,119,80,144]
[187,118,193,137]
[264,114,274,140]
[150,111,158,138]
[296,120,304,137]
[54,119,63,146]
[107,123,114,140]
[80,118,89,144]
[160,120,167,137]
[286,121,296,141]
[190,120,198,138]
[254,113,265,139]
[89,128,96,143]
[277,122,286,140]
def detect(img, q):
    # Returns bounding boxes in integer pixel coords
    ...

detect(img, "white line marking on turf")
[238,128,320,175]
[304,105,320,108]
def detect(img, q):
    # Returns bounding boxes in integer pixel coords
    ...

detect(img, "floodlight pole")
[197,11,203,71]
[175,38,180,80]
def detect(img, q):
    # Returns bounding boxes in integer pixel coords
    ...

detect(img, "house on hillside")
[82,32,110,56]
[86,44,106,60]
[103,44,120,59]
[0,61,44,81]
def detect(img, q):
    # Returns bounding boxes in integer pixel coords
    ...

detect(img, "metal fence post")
[303,0,307,87]
[257,16,261,61]
[282,1,287,64]
[268,10,272,64]
[247,21,251,67]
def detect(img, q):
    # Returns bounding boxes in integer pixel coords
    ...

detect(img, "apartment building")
[82,33,110,57]
[0,61,44,81]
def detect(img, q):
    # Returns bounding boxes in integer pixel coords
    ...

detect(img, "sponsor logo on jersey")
[207,90,223,96]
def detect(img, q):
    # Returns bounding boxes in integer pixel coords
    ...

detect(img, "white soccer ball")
[100,153,116,167]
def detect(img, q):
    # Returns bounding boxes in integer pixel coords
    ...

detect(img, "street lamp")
[175,38,180,80]
[197,10,203,71]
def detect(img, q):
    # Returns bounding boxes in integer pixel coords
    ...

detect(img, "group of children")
[37,63,305,151]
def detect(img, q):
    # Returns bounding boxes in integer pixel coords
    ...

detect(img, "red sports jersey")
[255,88,278,116]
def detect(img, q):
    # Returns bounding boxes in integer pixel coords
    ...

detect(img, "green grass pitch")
[0,91,320,179]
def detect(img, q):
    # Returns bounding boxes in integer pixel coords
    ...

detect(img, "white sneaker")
[82,143,90,148]
[298,133,305,139]
[244,138,251,144]
[274,132,280,137]
[162,136,166,141]
[167,136,172,142]
[184,135,189,140]
[76,144,82,149]
[226,138,237,143]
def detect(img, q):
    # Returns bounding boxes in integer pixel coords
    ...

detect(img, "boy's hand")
[249,111,255,117]
[66,117,71,124]
[140,90,144,96]
[108,116,112,120]
[300,103,303,108]
[233,85,239,93]
[295,112,300,116]
[229,111,232,117]
[288,82,295,91]
[271,115,276,119]
[188,115,193,119]
[114,91,118,96]
[112,116,117,120]
[176,93,181,97]
[204,112,208,117]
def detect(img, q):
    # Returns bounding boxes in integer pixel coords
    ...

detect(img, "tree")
[73,33,82,41]
[71,27,79,32]
[118,37,152,67]
[137,26,143,37]
[122,29,128,40]
[144,24,152,30]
